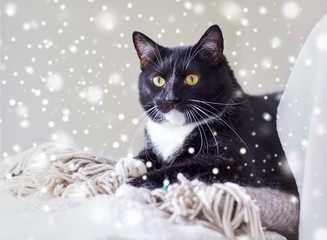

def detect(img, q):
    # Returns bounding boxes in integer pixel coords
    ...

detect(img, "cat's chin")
[164,109,186,126]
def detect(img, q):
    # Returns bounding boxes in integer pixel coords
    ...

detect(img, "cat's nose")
[165,96,180,107]
[165,91,180,107]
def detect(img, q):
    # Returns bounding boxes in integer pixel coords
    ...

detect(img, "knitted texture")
[0,143,122,197]
[244,187,299,240]
[0,143,299,240]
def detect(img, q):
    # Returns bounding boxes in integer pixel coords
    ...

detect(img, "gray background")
[1,0,327,160]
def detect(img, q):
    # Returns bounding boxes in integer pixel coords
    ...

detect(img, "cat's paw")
[115,157,147,178]
[115,183,150,203]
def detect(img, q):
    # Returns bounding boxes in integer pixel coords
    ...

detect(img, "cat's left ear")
[193,25,224,65]
[133,31,161,70]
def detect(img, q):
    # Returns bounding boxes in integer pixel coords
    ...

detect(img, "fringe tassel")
[0,143,265,240]
[146,174,264,240]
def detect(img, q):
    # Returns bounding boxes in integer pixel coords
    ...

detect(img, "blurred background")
[1,0,327,160]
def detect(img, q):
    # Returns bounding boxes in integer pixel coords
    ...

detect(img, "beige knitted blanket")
[0,143,299,240]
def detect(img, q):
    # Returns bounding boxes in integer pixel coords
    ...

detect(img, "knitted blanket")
[0,143,299,240]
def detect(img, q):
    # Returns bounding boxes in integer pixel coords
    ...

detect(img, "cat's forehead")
[165,46,191,58]
[160,46,194,70]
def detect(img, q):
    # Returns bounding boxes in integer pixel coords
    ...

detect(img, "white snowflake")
[270,37,282,49]
[240,148,246,154]
[258,6,267,15]
[260,58,272,69]
[108,72,122,85]
[48,121,55,128]
[212,168,219,174]
[316,34,327,51]
[219,1,242,21]
[95,11,117,31]
[118,113,125,120]
[262,112,272,121]
[5,2,17,17]
[282,2,301,19]
[188,147,195,154]
[112,141,120,148]
[20,119,29,128]
[86,86,103,103]
[12,144,21,152]
[16,104,28,118]
[193,3,205,15]
[46,73,64,91]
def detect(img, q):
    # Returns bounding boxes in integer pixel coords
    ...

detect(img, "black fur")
[129,25,298,196]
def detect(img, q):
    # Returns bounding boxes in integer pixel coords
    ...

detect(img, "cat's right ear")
[193,25,224,65]
[133,32,160,70]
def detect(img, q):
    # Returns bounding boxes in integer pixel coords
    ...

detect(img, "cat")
[115,24,298,196]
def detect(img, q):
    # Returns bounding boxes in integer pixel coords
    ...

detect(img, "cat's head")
[133,25,241,126]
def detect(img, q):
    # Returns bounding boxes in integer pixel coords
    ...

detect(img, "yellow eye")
[153,76,165,87]
[185,74,199,86]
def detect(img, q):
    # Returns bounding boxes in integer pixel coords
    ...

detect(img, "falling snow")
[86,86,103,104]
[262,112,272,121]
[212,168,219,174]
[1,0,326,172]
[219,1,242,21]
[146,161,152,168]
[5,2,17,17]
[46,73,64,92]
[188,147,195,154]
[316,34,327,51]
[95,11,117,31]
[282,2,301,19]
[240,148,247,154]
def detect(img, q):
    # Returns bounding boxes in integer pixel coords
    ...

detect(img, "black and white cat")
[115,25,298,196]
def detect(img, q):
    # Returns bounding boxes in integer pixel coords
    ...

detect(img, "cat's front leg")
[128,169,167,189]
[135,148,161,171]
[128,161,200,189]
[128,156,260,189]
[115,148,160,178]
[115,157,147,178]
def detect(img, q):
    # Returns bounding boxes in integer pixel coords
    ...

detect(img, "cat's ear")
[193,25,224,65]
[133,31,161,70]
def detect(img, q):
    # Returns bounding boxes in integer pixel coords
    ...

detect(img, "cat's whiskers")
[209,91,224,102]
[104,106,155,145]
[190,98,244,121]
[187,104,219,155]
[129,107,159,154]
[185,109,203,157]
[189,98,246,107]
[192,104,249,149]
[192,100,232,121]
[187,108,209,155]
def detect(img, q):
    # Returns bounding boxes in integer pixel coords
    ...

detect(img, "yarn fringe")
[0,143,265,240]
[146,174,264,240]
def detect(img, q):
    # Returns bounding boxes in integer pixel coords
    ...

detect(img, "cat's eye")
[152,76,165,87]
[185,74,199,86]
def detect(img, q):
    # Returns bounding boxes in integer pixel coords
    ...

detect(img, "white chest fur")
[146,119,197,163]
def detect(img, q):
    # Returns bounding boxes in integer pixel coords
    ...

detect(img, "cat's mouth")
[164,108,185,125]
